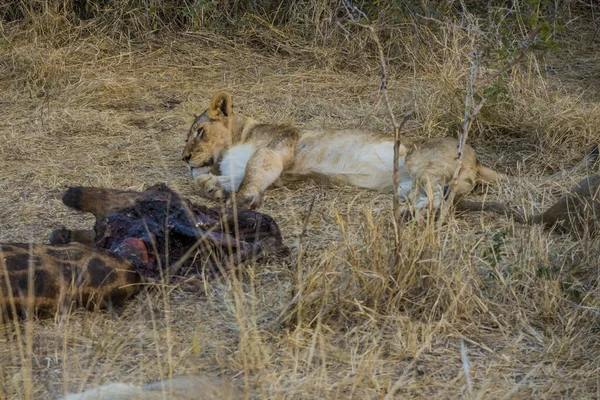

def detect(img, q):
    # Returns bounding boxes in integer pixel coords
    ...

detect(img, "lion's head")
[182,92,234,177]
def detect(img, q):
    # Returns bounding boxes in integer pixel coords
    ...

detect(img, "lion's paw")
[194,174,225,201]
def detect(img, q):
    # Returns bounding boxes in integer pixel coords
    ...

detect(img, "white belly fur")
[291,131,410,192]
[218,143,255,192]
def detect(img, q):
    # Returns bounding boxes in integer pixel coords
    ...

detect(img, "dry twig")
[343,1,412,232]
[440,51,485,221]
[441,25,543,221]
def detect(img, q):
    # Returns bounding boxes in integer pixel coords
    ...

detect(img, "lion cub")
[182,92,502,209]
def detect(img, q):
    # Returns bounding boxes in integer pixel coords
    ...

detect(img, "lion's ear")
[208,92,233,119]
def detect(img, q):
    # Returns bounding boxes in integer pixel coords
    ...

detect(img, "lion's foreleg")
[237,149,285,208]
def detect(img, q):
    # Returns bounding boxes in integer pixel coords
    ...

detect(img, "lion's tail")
[477,162,507,184]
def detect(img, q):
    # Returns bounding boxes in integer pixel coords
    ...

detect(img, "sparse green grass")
[1,2,600,399]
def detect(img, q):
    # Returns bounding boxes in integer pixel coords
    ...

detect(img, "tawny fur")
[182,92,503,209]
[61,375,243,400]
[0,243,142,317]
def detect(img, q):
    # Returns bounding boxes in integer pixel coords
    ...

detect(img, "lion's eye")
[196,127,204,137]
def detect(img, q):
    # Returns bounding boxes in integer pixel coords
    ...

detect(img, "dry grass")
[1,7,600,399]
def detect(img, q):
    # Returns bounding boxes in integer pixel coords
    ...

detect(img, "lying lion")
[182,92,503,210]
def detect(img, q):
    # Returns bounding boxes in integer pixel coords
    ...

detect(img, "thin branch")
[342,1,402,132]
[364,24,408,230]
[343,1,410,259]
[442,25,542,221]
[393,112,412,222]
[342,0,368,22]
[441,52,485,220]
[369,28,399,129]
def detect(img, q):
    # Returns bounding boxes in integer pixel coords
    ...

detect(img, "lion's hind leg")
[399,173,465,219]
[407,173,447,210]
[409,181,445,217]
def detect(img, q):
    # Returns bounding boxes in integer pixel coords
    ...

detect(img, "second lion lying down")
[182,92,502,209]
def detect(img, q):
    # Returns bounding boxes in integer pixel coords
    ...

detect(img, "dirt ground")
[1,19,600,399]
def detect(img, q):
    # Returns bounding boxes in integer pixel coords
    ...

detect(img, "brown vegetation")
[1,1,600,399]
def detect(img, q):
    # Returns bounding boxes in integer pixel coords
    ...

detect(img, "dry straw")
[1,1,600,399]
